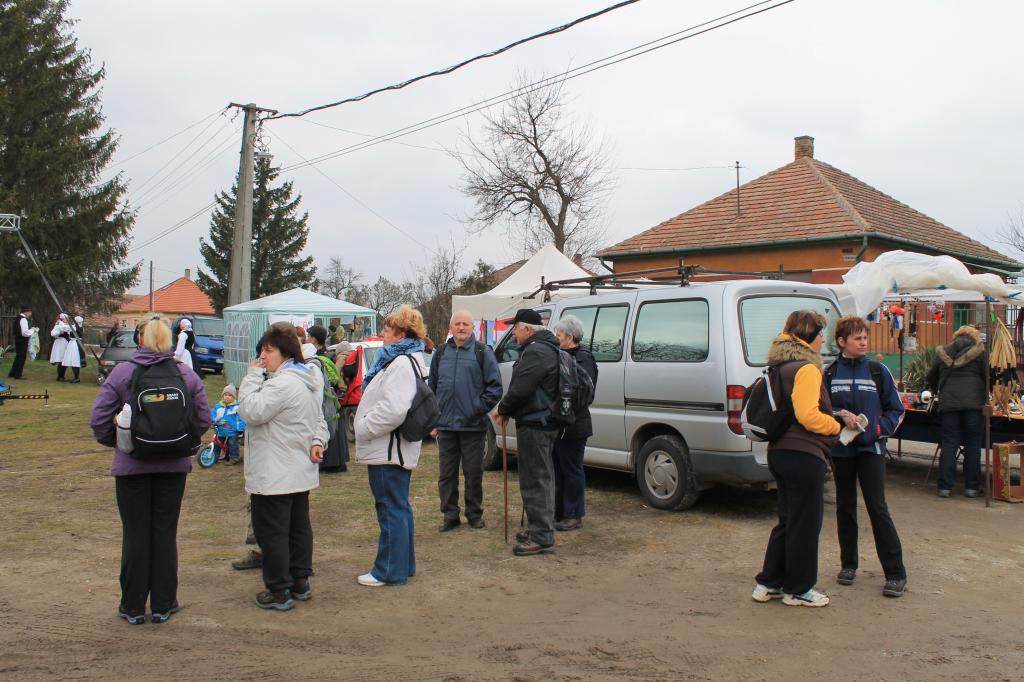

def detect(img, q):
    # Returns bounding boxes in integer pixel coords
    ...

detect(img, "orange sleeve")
[792,364,842,436]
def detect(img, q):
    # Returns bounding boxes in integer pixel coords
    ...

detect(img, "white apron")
[49,323,70,364]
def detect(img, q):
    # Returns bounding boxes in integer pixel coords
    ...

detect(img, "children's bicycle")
[197,434,227,468]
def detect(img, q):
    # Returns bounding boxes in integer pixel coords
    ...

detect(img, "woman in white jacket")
[238,323,328,611]
[354,305,428,587]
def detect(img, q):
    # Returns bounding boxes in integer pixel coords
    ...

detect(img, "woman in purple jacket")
[90,319,211,625]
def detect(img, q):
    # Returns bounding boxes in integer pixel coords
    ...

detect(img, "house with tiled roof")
[598,136,1020,282]
[112,270,215,329]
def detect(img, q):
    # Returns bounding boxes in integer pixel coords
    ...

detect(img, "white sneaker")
[751,583,784,603]
[357,572,385,587]
[783,589,830,607]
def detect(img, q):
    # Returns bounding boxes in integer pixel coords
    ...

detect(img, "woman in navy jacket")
[825,316,907,598]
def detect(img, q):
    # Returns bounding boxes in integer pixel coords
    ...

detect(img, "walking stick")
[501,420,509,544]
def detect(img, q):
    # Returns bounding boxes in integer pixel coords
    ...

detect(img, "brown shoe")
[554,518,582,532]
[231,549,262,570]
[515,527,529,543]
[513,541,553,556]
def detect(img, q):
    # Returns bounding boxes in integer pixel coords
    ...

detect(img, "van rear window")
[739,296,839,365]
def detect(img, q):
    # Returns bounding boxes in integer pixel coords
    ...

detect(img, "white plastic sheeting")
[841,251,1023,317]
[452,244,591,320]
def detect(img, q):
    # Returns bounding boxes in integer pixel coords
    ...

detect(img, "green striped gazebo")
[222,288,377,386]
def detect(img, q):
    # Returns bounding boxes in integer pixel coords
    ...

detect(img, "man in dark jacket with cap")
[494,308,560,556]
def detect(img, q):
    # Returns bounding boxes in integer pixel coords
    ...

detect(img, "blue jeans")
[938,409,983,492]
[367,465,415,584]
[224,435,240,462]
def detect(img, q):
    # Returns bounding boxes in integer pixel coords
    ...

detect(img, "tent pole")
[985,300,992,508]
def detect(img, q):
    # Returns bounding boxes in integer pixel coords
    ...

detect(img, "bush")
[902,344,939,392]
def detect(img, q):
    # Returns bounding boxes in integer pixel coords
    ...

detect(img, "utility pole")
[149,260,154,312]
[226,102,277,307]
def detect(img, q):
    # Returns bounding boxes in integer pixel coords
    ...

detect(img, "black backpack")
[434,339,486,371]
[547,350,596,426]
[128,359,199,459]
[393,354,441,443]
[740,361,799,443]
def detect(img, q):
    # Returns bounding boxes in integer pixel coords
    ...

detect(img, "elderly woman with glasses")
[551,315,599,532]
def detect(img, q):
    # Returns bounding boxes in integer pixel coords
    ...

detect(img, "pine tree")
[198,158,317,312]
[0,0,138,320]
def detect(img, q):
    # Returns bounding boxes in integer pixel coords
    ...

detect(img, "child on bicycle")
[211,384,246,464]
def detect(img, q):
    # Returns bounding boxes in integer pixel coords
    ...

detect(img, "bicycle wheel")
[197,443,218,468]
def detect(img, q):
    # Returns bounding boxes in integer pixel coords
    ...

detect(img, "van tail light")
[726,384,746,435]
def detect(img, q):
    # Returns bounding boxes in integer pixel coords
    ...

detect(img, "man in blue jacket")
[825,316,907,598]
[429,310,503,532]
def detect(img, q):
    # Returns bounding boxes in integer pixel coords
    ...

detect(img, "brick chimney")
[184,268,191,280]
[794,135,814,160]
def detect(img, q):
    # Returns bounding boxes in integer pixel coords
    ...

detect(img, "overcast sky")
[68,0,1024,293]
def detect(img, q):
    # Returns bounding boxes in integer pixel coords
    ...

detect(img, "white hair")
[450,309,474,324]
[554,315,584,343]
[517,322,546,333]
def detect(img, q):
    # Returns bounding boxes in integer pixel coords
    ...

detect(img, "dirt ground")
[1,361,1023,681]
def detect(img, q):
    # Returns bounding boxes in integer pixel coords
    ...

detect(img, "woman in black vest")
[752,310,841,608]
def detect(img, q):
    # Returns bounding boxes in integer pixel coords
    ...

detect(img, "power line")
[609,165,737,171]
[128,201,218,253]
[266,129,436,253]
[276,0,792,173]
[294,117,448,154]
[128,112,229,198]
[131,115,236,206]
[103,108,226,170]
[140,124,242,212]
[267,0,643,121]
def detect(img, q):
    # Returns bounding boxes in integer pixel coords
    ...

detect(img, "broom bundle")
[990,317,1022,414]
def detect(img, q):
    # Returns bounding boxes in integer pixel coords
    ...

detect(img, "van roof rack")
[526,259,785,301]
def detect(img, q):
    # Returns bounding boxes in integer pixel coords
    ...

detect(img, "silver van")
[484,279,841,510]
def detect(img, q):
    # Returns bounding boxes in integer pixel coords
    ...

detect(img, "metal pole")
[985,300,992,508]
[149,260,154,312]
[735,161,741,215]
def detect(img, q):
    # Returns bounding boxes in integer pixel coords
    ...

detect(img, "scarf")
[363,338,424,388]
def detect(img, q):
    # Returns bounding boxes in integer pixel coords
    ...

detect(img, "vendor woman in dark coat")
[551,315,598,532]
[926,324,987,498]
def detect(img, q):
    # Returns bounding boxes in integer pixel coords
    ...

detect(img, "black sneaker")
[882,578,907,598]
[117,606,146,625]
[554,518,582,532]
[255,589,293,611]
[151,601,180,623]
[468,518,485,529]
[836,568,856,585]
[439,518,461,532]
[292,578,312,601]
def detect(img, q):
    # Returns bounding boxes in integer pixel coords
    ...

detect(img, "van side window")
[493,309,552,363]
[560,306,598,347]
[632,299,709,362]
[591,306,628,361]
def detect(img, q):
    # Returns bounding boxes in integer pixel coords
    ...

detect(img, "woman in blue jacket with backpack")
[826,316,907,598]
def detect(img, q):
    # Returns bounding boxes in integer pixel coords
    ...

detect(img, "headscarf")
[74,315,84,325]
[58,313,68,322]
[363,338,424,388]
[180,319,192,331]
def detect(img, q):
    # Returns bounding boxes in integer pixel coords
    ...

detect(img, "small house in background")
[113,269,215,330]
[598,136,1019,283]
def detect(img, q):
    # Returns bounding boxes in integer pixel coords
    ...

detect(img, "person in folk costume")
[60,314,86,383]
[7,305,35,380]
[50,313,72,381]
[174,318,199,372]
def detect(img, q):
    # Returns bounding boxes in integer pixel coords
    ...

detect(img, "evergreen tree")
[198,158,317,311]
[0,0,138,319]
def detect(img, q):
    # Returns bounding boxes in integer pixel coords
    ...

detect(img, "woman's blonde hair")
[783,309,827,344]
[383,305,427,340]
[140,319,173,351]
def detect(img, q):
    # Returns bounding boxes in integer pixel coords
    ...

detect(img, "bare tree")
[996,202,1024,258]
[317,256,363,300]
[352,275,408,328]
[407,245,463,345]
[451,76,612,261]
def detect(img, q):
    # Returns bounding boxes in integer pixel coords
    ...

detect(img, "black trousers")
[115,472,187,615]
[251,491,313,592]
[553,436,587,520]
[756,450,827,595]
[8,339,27,378]
[437,430,485,522]
[833,454,906,579]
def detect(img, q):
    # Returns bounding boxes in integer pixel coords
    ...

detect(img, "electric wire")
[128,201,219,254]
[131,115,236,206]
[140,124,243,213]
[104,108,226,170]
[266,129,436,253]
[276,0,792,173]
[128,112,229,198]
[267,0,642,120]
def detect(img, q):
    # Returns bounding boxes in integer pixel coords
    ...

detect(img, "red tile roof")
[118,277,215,315]
[599,156,1018,268]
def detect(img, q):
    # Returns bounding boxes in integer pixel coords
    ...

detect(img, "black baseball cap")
[512,308,543,325]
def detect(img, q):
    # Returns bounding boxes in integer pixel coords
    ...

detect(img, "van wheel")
[482,422,502,471]
[636,435,699,510]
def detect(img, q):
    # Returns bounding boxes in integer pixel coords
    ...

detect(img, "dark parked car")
[96,330,137,385]
[171,316,225,374]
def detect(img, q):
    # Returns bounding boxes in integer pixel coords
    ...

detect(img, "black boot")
[57,365,66,382]
[70,367,80,383]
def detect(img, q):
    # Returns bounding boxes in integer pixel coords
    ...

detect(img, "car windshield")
[109,331,137,349]
[739,295,839,365]
[192,318,225,337]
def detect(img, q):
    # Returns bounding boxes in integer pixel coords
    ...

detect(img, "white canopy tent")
[452,244,592,321]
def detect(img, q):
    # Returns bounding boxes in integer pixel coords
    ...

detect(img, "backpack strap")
[388,430,405,467]
[867,360,885,397]
[437,340,486,371]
